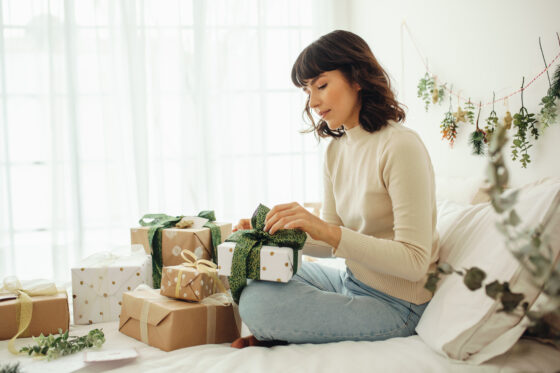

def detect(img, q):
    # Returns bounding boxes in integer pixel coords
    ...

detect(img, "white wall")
[348,0,560,187]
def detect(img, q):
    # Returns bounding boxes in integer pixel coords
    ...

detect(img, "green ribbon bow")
[139,210,221,288]
[225,204,307,303]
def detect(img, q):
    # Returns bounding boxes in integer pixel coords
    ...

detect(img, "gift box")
[130,220,232,265]
[160,249,226,302]
[218,242,302,283]
[71,247,152,325]
[0,278,69,341]
[119,287,240,351]
[218,204,307,303]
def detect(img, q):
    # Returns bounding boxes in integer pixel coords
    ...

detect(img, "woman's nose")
[309,92,320,108]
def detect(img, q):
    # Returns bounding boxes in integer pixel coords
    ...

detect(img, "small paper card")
[83,348,138,363]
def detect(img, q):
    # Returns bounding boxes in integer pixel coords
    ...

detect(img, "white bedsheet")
[2,320,559,373]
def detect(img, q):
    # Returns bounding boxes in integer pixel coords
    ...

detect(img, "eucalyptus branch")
[0,363,21,373]
[19,328,105,361]
[425,123,560,338]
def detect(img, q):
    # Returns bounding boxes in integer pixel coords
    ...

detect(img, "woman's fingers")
[264,204,301,233]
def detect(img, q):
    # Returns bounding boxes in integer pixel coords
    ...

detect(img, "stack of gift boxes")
[1,205,306,353]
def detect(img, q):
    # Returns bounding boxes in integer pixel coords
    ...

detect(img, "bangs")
[291,44,339,88]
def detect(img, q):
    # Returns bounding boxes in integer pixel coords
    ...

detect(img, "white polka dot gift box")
[160,250,226,302]
[217,242,303,283]
[71,246,152,325]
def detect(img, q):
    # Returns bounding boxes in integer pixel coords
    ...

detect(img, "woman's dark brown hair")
[291,30,406,139]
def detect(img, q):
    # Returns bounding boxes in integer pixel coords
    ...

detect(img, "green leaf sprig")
[484,93,499,143]
[417,72,435,111]
[468,102,487,156]
[537,38,560,131]
[464,99,476,125]
[19,328,105,361]
[440,92,458,147]
[0,363,21,373]
[511,77,538,168]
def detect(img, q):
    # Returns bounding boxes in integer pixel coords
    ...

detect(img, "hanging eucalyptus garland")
[416,32,560,168]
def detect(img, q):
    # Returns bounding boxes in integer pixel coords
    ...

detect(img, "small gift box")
[218,242,302,283]
[71,246,152,325]
[130,212,232,288]
[219,204,307,303]
[0,277,69,352]
[160,250,226,302]
[119,287,240,351]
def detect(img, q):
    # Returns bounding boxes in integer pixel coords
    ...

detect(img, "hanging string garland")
[406,21,560,168]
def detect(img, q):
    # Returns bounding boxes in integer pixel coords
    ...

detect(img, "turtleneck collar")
[343,124,370,144]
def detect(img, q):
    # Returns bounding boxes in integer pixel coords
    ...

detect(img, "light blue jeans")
[238,261,429,344]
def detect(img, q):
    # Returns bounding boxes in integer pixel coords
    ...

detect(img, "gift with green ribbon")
[225,204,307,303]
[139,210,222,288]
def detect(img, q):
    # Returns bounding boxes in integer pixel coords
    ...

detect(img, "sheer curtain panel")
[0,0,339,281]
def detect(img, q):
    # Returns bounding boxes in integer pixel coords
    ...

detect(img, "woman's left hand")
[263,202,338,244]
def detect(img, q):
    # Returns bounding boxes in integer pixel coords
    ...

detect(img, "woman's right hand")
[233,218,252,232]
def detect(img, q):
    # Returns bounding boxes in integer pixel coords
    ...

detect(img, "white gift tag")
[84,348,138,362]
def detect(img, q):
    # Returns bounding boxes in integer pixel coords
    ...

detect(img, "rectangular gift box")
[71,251,152,325]
[0,292,69,340]
[217,242,303,283]
[119,288,240,351]
[130,222,232,265]
[160,265,220,302]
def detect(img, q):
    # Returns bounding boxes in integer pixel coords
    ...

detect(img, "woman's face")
[303,69,361,131]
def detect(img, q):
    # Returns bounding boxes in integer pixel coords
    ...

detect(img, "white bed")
[1,319,559,373]
[3,177,560,372]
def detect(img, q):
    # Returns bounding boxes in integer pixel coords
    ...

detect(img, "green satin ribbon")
[139,210,221,288]
[225,204,307,303]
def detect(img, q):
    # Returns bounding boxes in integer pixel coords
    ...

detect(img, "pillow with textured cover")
[417,177,560,363]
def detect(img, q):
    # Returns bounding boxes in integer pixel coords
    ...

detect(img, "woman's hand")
[263,202,341,247]
[233,218,251,232]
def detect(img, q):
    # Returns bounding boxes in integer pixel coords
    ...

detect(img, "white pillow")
[417,177,560,363]
[435,175,485,205]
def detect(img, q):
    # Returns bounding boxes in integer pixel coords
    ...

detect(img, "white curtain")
[0,0,342,281]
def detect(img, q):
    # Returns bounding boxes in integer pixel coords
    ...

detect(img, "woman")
[231,30,439,348]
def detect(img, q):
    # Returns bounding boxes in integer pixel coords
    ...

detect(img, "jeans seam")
[293,274,329,292]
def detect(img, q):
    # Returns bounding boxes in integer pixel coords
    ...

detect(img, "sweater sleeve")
[320,144,343,226]
[333,132,435,282]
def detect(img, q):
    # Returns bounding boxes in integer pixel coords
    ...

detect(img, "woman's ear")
[353,82,361,92]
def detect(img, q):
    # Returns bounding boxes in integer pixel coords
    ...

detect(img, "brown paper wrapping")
[0,292,69,340]
[119,288,240,351]
[130,222,232,266]
[160,266,216,302]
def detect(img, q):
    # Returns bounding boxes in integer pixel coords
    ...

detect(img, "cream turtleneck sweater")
[322,121,439,304]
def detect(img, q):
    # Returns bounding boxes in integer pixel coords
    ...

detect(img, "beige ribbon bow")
[175,250,226,298]
[0,276,61,354]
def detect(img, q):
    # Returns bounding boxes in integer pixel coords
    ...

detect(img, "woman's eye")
[318,84,327,90]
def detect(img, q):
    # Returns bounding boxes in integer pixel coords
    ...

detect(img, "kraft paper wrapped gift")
[0,277,69,344]
[119,287,240,351]
[217,242,303,283]
[71,247,152,325]
[130,221,232,265]
[160,251,226,302]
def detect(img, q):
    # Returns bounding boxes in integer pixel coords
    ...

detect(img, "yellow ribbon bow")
[0,276,61,354]
[175,250,226,299]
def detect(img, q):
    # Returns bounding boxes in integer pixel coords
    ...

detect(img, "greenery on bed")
[425,123,560,346]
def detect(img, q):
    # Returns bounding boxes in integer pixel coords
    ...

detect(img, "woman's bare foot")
[230,335,288,348]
